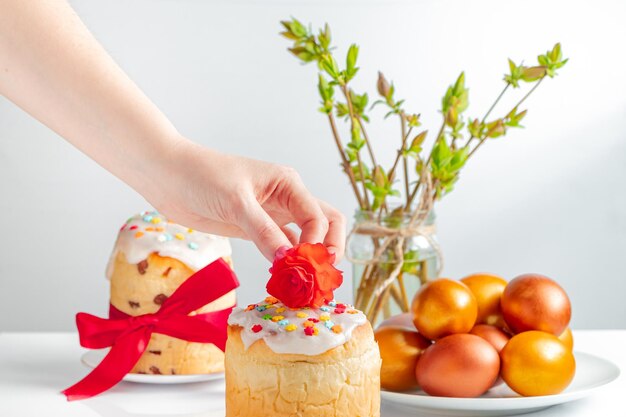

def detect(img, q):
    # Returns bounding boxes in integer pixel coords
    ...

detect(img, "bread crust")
[225,322,381,417]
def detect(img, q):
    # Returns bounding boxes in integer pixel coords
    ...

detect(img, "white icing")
[228,298,367,356]
[105,210,232,279]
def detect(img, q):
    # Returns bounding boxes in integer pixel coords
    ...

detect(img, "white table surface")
[0,330,623,417]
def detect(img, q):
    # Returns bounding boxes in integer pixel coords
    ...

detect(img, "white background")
[1,0,624,331]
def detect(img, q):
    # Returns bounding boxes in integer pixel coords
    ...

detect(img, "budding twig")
[327,113,366,208]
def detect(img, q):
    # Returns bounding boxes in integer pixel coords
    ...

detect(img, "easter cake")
[106,210,235,375]
[224,243,381,417]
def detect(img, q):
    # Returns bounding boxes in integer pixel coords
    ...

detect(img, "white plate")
[381,351,620,417]
[81,350,224,384]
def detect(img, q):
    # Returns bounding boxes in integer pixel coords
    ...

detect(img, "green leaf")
[442,72,469,113]
[450,147,468,172]
[349,90,369,116]
[370,99,386,110]
[486,119,506,138]
[346,147,357,162]
[346,44,359,80]
[508,58,516,74]
[351,164,371,181]
[431,137,453,170]
[504,58,523,88]
[350,120,365,148]
[505,108,527,128]
[442,85,454,113]
[289,18,308,38]
[467,118,485,138]
[280,18,308,40]
[318,23,332,50]
[317,74,332,100]
[407,114,421,127]
[320,54,341,81]
[280,31,299,40]
[453,72,466,96]
[289,47,314,62]
[387,84,395,104]
[537,43,567,78]
[335,102,349,119]
[550,43,562,62]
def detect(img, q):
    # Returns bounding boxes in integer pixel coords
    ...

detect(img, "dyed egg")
[375,326,431,391]
[469,324,510,388]
[461,273,508,327]
[501,274,571,335]
[469,324,510,353]
[377,313,416,332]
[501,331,575,396]
[415,334,500,397]
[411,279,478,340]
[558,327,574,351]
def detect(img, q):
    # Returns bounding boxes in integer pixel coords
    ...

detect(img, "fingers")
[277,168,346,263]
[281,170,329,245]
[317,199,346,262]
[238,199,292,262]
[281,225,300,246]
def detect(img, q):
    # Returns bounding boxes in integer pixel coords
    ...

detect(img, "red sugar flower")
[266,243,343,309]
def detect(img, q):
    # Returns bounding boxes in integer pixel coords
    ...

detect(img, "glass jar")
[347,209,439,326]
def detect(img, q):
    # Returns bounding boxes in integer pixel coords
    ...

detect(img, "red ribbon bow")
[62,258,239,401]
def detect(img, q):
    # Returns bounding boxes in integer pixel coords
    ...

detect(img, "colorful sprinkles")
[117,211,206,254]
[237,299,362,339]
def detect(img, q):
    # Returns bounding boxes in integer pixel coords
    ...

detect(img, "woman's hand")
[143,140,346,262]
[0,0,346,263]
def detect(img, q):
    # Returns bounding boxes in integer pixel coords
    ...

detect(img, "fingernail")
[274,245,291,260]
[326,246,339,264]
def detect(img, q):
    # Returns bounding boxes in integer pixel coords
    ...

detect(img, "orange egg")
[501,274,571,335]
[500,331,575,396]
[416,334,500,397]
[411,279,478,340]
[558,327,574,351]
[461,273,508,327]
[377,313,416,332]
[469,324,510,353]
[374,326,431,391]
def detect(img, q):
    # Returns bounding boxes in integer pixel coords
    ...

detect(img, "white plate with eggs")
[381,351,620,417]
